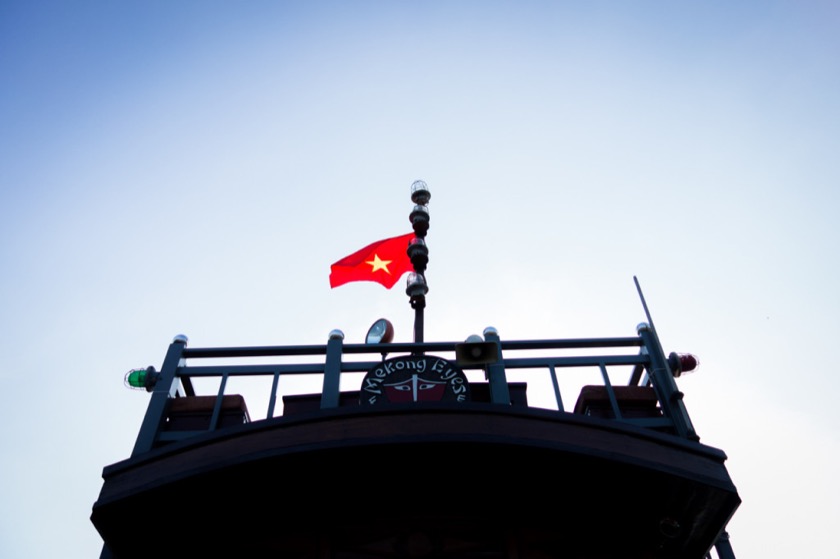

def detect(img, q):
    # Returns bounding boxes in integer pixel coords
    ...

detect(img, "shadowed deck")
[92,403,739,558]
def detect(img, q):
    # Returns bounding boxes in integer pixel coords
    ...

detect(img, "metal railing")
[129,323,698,456]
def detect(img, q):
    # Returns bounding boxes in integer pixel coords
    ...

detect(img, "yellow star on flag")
[365,254,392,274]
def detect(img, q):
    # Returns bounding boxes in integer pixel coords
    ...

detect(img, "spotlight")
[366,318,395,344]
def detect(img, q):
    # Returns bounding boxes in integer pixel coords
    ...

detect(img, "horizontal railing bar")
[177,362,385,377]
[178,355,647,378]
[183,345,329,358]
[182,342,456,359]
[499,337,644,350]
[342,342,459,354]
[178,364,326,376]
[180,337,644,360]
[343,337,645,353]
[503,354,648,369]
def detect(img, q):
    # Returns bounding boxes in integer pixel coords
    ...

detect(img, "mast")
[406,180,430,346]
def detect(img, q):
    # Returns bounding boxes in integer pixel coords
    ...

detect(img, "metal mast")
[406,180,430,346]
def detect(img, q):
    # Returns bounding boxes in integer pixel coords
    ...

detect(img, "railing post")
[714,530,736,559]
[482,327,511,405]
[131,335,188,456]
[637,323,698,440]
[320,330,344,409]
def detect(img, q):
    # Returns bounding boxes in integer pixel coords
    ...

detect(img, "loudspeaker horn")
[455,335,499,366]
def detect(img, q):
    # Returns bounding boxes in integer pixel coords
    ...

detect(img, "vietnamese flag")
[329,233,415,289]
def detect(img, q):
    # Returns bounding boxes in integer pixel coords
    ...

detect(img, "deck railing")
[129,322,698,457]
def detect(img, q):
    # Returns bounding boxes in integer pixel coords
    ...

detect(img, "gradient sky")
[1,1,838,557]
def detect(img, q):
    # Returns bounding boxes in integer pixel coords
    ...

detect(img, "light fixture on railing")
[668,352,700,377]
[366,318,394,361]
[172,334,188,345]
[366,318,395,345]
[124,366,159,391]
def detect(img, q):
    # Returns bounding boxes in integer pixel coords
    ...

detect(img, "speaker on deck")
[455,335,499,366]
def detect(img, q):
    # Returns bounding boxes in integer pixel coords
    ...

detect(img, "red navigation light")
[668,352,700,377]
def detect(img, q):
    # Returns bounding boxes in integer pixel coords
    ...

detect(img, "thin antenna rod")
[633,276,657,334]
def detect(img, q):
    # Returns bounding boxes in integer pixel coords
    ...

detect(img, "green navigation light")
[124,366,158,391]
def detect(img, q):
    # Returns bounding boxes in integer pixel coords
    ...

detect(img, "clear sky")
[1,1,838,557]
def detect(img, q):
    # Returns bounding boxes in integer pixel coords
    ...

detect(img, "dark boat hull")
[92,403,739,558]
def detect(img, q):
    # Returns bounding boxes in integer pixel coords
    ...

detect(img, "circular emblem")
[360,355,471,406]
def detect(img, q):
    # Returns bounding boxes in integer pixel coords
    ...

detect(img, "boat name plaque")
[360,355,471,406]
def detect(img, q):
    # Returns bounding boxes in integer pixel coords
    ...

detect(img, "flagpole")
[406,181,431,349]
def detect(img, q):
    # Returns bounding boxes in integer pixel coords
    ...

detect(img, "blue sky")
[1,1,838,557]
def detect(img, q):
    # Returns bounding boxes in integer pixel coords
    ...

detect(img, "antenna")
[633,275,657,335]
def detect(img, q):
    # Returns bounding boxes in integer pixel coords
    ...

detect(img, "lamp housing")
[410,180,431,205]
[405,273,429,298]
[668,352,700,377]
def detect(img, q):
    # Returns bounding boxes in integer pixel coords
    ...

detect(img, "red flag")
[329,233,415,289]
